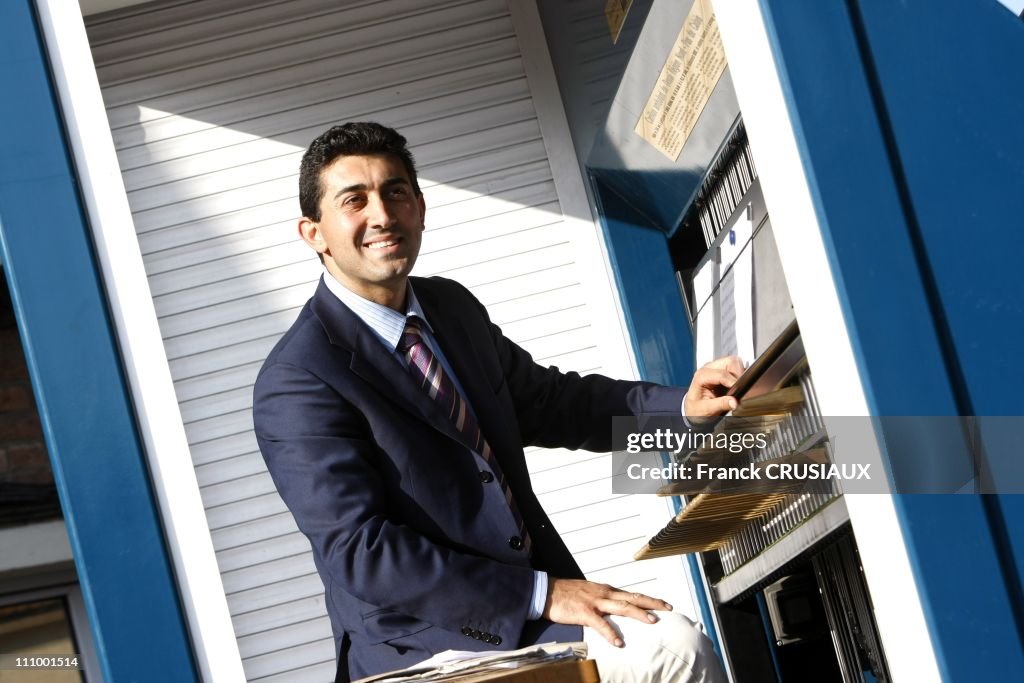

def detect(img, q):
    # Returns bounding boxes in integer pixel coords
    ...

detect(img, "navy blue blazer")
[253,276,686,680]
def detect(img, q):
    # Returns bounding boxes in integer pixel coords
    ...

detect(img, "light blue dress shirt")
[320,272,548,621]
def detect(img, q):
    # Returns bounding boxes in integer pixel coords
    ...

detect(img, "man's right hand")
[542,578,672,647]
[683,356,745,419]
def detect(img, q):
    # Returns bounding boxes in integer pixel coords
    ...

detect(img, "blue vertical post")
[0,1,197,680]
[757,0,1024,677]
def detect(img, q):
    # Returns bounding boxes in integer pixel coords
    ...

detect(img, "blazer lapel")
[309,279,466,447]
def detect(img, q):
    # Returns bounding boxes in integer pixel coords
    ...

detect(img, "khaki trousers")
[583,611,727,683]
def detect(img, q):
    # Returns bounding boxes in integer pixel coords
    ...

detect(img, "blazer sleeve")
[253,360,535,645]
[458,282,686,451]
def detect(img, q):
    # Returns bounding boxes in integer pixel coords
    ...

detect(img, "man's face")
[300,154,425,306]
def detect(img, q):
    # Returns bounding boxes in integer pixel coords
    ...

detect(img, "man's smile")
[363,235,403,251]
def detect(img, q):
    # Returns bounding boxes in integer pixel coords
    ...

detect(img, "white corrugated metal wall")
[85,0,685,679]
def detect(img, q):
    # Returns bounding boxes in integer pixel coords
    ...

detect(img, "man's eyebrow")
[333,183,366,199]
[332,177,410,200]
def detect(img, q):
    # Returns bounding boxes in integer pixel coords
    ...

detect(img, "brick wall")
[0,272,61,525]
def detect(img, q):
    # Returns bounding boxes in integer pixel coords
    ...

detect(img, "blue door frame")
[0,1,197,680]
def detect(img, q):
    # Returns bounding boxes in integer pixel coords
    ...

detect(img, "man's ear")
[417,194,426,230]
[298,216,327,254]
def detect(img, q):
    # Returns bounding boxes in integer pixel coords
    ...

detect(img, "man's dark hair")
[299,122,421,221]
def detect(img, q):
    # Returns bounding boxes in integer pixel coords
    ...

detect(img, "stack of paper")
[354,642,589,683]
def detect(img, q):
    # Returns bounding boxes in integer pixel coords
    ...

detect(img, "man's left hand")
[542,578,670,647]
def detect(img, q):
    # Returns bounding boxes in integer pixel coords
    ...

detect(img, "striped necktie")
[399,316,531,554]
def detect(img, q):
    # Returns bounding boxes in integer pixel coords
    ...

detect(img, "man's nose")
[365,192,395,227]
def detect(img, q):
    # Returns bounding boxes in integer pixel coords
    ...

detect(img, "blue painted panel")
[759,0,1024,677]
[0,1,197,680]
[853,2,1024,654]
[587,166,705,234]
[855,0,1024,417]
[592,179,694,386]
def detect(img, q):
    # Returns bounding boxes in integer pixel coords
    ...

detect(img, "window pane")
[0,598,83,682]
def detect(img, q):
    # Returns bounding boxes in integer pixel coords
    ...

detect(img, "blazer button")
[508,535,523,550]
[489,635,503,645]
[479,470,494,484]
[461,627,473,637]
[471,629,481,639]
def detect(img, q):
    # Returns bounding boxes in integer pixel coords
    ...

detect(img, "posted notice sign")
[634,0,727,161]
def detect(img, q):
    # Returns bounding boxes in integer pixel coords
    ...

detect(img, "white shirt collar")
[320,269,432,353]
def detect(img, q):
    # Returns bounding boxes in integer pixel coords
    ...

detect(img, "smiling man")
[253,122,734,682]
[296,143,424,311]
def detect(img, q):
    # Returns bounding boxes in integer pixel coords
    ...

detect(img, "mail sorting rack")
[634,338,842,579]
[716,370,839,577]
